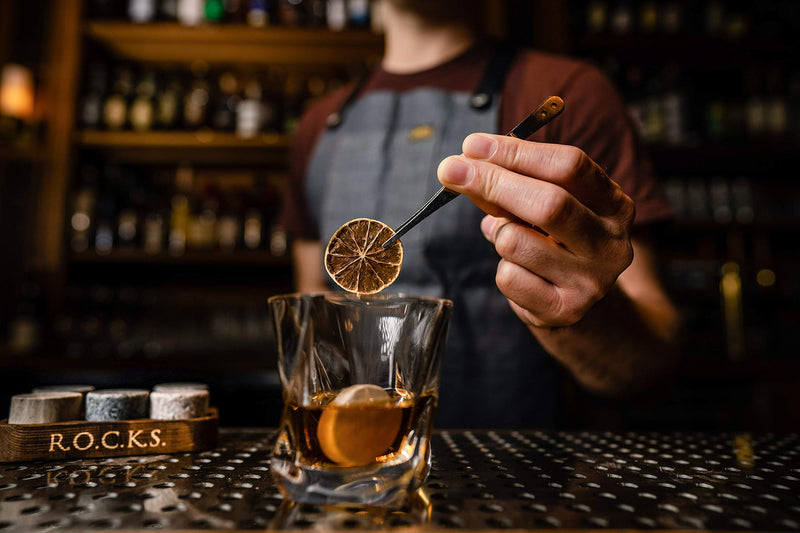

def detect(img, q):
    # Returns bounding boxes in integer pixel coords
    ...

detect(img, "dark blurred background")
[1,0,798,430]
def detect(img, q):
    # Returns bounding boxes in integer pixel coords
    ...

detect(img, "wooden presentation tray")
[0,408,218,463]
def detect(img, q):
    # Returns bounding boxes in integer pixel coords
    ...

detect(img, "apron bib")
[305,51,557,427]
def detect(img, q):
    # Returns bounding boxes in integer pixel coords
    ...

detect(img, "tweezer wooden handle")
[381,96,565,249]
[508,95,564,139]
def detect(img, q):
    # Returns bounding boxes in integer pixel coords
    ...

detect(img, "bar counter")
[0,429,798,531]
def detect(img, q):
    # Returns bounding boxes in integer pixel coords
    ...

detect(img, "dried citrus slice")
[324,218,403,294]
[317,384,403,467]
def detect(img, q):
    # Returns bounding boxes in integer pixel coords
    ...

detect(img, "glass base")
[270,437,431,507]
[269,489,433,528]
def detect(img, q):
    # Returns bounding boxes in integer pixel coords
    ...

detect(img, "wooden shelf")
[0,354,280,375]
[79,129,289,148]
[77,130,290,164]
[84,22,383,66]
[69,249,291,267]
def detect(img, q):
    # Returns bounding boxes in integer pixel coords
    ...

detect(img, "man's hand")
[438,133,636,329]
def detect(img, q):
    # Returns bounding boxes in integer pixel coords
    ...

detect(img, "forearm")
[292,239,329,293]
[531,283,681,397]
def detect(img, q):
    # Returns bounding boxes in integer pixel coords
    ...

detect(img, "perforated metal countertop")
[1,429,799,531]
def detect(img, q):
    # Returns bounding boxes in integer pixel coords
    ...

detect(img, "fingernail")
[439,156,473,186]
[480,216,496,241]
[463,134,497,159]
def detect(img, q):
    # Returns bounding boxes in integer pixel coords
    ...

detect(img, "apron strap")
[328,42,519,127]
[326,72,371,129]
[470,42,518,110]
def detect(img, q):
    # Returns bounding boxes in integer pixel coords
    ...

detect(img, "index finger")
[461,133,629,218]
[437,154,609,253]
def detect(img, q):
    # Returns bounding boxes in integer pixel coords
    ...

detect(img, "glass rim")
[267,291,453,308]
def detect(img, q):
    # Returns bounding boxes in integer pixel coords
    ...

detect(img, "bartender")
[281,0,680,428]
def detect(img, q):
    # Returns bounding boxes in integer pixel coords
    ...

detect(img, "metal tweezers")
[381,95,565,249]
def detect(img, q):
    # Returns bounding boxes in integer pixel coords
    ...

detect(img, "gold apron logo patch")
[408,124,434,142]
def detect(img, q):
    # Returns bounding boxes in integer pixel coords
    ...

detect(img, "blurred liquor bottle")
[117,169,147,249]
[183,63,211,129]
[308,0,326,26]
[764,67,789,140]
[609,1,634,35]
[218,189,242,252]
[143,171,172,254]
[67,163,291,256]
[178,0,206,25]
[622,65,645,136]
[278,0,306,27]
[169,164,195,256]
[744,68,767,139]
[70,165,99,253]
[585,0,607,33]
[660,64,689,145]
[160,0,179,21]
[638,1,658,34]
[94,163,123,255]
[224,0,246,23]
[705,0,725,36]
[79,62,108,130]
[129,0,157,22]
[187,182,220,250]
[243,209,262,250]
[347,0,370,29]
[205,0,226,22]
[156,72,183,129]
[237,75,265,138]
[371,0,386,33]
[103,65,134,130]
[326,0,346,30]
[211,71,240,131]
[129,68,157,131]
[247,0,270,27]
[144,201,167,255]
[659,1,682,34]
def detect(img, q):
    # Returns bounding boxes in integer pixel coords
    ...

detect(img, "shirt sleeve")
[279,87,351,241]
[502,52,673,226]
[548,63,673,225]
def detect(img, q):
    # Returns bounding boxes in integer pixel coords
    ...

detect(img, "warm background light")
[0,63,35,120]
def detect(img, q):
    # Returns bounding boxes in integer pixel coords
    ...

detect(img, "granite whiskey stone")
[32,385,95,416]
[150,389,210,420]
[7,392,83,424]
[85,389,150,421]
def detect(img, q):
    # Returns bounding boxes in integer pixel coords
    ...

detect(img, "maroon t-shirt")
[282,43,672,240]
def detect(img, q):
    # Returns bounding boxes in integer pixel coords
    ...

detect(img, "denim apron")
[305,49,558,428]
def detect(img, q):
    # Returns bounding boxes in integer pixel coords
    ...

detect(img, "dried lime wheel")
[324,218,403,294]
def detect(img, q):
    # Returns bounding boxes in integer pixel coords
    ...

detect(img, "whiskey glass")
[269,292,452,507]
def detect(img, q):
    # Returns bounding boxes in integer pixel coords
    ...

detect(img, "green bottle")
[205,0,225,22]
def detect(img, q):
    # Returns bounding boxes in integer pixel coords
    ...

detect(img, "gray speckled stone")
[152,382,209,392]
[85,389,149,421]
[8,392,83,424]
[149,390,210,420]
